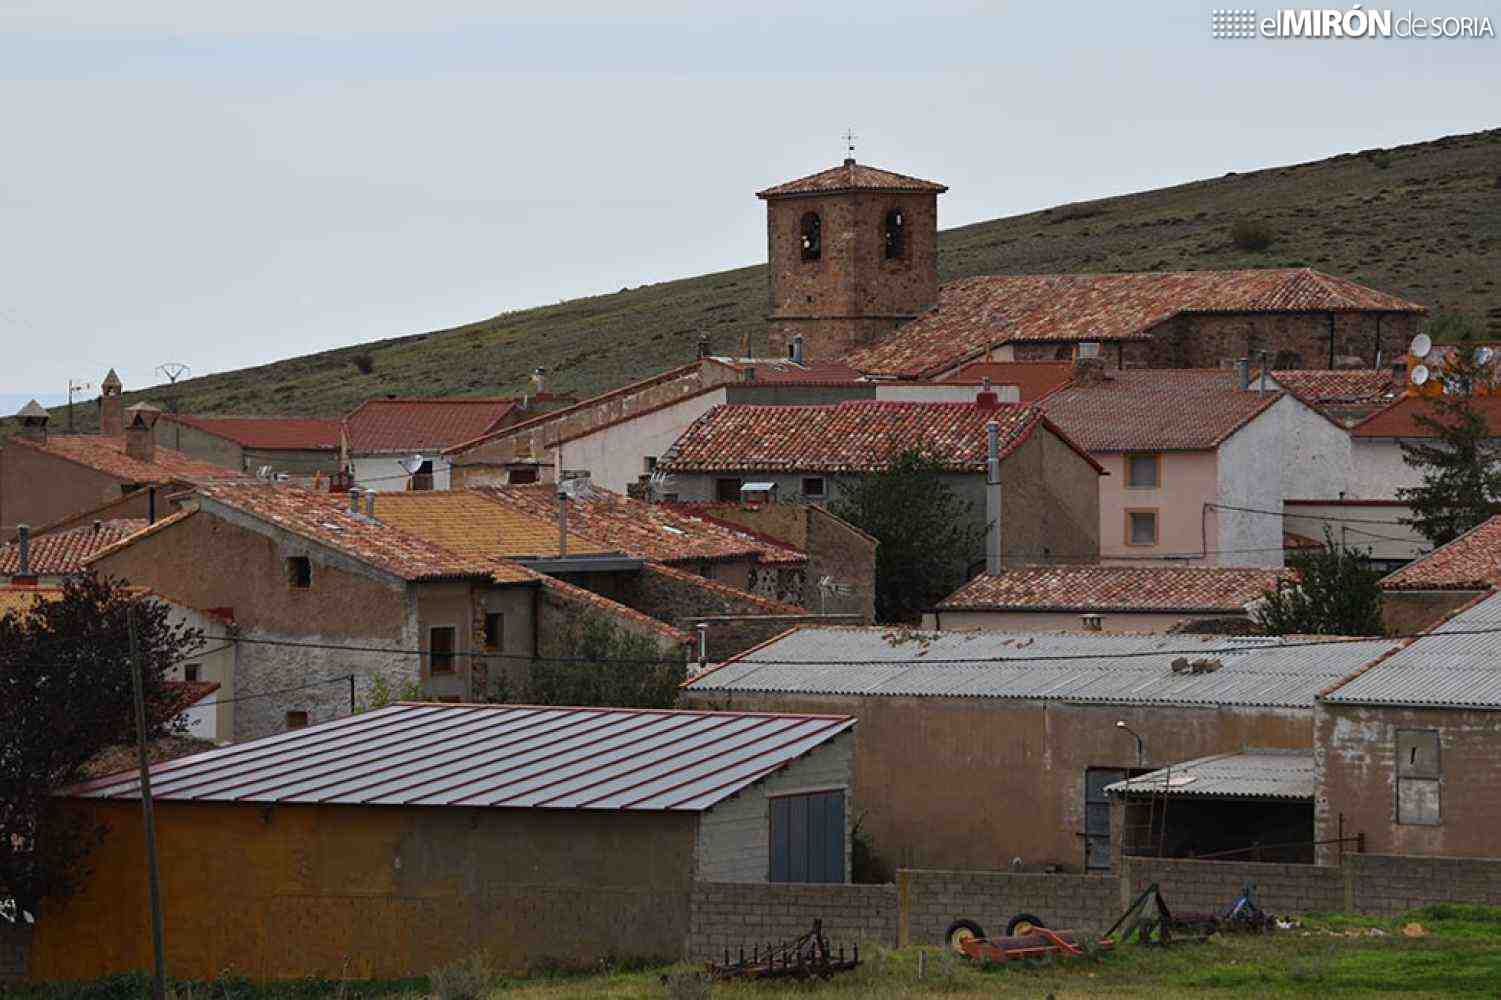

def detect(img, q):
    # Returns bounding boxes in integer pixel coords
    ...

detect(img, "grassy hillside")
[19,127,1501,431]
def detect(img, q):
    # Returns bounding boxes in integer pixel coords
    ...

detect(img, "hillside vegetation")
[20,128,1501,430]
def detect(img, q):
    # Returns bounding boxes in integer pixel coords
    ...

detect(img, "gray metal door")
[769,790,846,883]
[1084,768,1125,871]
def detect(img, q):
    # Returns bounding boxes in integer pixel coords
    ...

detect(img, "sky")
[1,1,1496,400]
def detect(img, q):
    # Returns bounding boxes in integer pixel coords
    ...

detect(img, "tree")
[829,448,985,623]
[529,615,683,709]
[0,574,202,913]
[1253,531,1384,636]
[1397,348,1501,547]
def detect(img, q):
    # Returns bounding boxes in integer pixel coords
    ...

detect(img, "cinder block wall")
[898,869,1119,943]
[1121,857,1345,916]
[1348,854,1501,915]
[686,883,898,963]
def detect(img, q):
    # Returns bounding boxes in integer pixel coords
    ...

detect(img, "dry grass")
[12,128,1499,435]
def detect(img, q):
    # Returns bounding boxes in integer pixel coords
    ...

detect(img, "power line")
[1207,502,1415,527]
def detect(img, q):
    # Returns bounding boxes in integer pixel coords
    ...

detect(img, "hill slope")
[24,128,1501,428]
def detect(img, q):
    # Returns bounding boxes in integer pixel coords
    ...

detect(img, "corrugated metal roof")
[62,703,855,812]
[1105,749,1314,801]
[1324,591,1501,708]
[686,628,1400,708]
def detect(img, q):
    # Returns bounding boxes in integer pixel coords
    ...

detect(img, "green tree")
[0,574,202,913]
[829,448,985,623]
[1253,531,1384,636]
[1397,348,1501,547]
[529,616,684,709]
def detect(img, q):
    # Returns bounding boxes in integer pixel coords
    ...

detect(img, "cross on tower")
[842,129,858,158]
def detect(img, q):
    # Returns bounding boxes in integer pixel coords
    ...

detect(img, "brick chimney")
[1071,356,1108,386]
[124,402,161,463]
[975,378,1000,412]
[99,368,124,437]
[15,400,49,443]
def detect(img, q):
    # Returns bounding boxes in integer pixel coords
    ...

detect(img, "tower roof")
[757,158,948,199]
[101,368,122,391]
[16,399,49,420]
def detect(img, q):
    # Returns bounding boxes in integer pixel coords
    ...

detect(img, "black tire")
[944,918,985,954]
[1006,912,1047,936]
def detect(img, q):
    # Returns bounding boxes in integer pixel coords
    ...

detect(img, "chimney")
[1391,360,1407,381]
[15,400,49,443]
[696,622,709,672]
[975,377,1000,412]
[147,486,156,525]
[556,487,569,557]
[789,335,805,365]
[1235,358,1250,391]
[986,420,1003,575]
[532,367,547,396]
[364,491,376,518]
[1259,351,1270,394]
[1081,612,1104,631]
[742,364,756,383]
[348,488,361,514]
[697,333,710,360]
[1071,355,1107,386]
[99,368,124,437]
[16,524,30,578]
[124,403,160,463]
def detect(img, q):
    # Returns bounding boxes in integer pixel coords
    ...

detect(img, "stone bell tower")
[757,156,945,361]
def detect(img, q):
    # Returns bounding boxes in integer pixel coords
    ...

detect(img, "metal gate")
[1084,768,1126,871]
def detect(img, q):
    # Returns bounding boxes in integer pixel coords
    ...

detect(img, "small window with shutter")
[1396,729,1441,825]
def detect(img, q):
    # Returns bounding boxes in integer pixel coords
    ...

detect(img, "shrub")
[429,952,495,1000]
[351,352,376,375]
[851,813,893,884]
[660,969,712,1000]
[1230,217,1276,252]
[1368,150,1392,170]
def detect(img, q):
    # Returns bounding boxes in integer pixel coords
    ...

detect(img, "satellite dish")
[1410,333,1433,359]
[1478,347,1495,366]
[1411,365,1430,386]
[398,454,426,475]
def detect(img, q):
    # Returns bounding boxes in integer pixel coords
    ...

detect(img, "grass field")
[15,904,1501,999]
[13,127,1498,436]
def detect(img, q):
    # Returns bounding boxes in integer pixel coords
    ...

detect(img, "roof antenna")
[843,128,858,164]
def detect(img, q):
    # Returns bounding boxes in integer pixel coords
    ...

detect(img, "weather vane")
[843,128,858,158]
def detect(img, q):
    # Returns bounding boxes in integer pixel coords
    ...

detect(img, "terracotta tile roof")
[703,357,864,385]
[188,483,539,584]
[0,520,149,575]
[342,398,520,454]
[939,361,1075,402]
[845,269,1426,379]
[82,735,221,780]
[1040,369,1283,452]
[757,159,948,198]
[0,585,64,616]
[1284,530,1324,551]
[660,400,1104,474]
[367,490,613,560]
[1350,393,1501,438]
[477,484,807,566]
[1268,369,1399,405]
[6,434,249,486]
[158,415,341,451]
[1379,515,1501,591]
[937,565,1288,614]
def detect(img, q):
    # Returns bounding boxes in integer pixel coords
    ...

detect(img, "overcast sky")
[1,1,1495,402]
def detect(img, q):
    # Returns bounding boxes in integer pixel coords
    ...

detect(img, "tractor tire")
[945,919,985,954]
[1006,912,1047,936]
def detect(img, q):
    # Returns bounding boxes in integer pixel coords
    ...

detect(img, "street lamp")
[1116,720,1145,767]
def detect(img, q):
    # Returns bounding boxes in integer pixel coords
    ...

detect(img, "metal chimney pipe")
[696,622,709,671]
[147,486,157,525]
[790,335,805,365]
[1236,358,1250,392]
[364,491,375,518]
[16,524,30,578]
[348,488,361,514]
[557,487,568,557]
[986,421,1003,575]
[1259,351,1270,394]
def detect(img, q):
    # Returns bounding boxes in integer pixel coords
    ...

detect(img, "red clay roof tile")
[845,269,1426,379]
[1379,515,1501,591]
[1040,369,1283,452]
[342,398,521,454]
[158,415,341,451]
[939,361,1075,402]
[757,159,947,198]
[1,519,149,575]
[7,434,249,486]
[937,565,1289,614]
[1350,393,1501,438]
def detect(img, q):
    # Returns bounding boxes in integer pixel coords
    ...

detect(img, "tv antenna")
[156,362,191,414]
[66,378,92,433]
[842,128,858,158]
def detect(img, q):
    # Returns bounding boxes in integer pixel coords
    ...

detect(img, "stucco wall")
[679,690,1310,874]
[352,454,452,493]
[0,440,134,537]
[696,729,854,882]
[1214,401,1287,568]
[552,389,728,494]
[1099,450,1218,563]
[1287,501,1425,566]
[1275,395,1354,502]
[165,604,237,742]
[1349,438,1427,499]
[31,800,697,981]
[1316,702,1501,862]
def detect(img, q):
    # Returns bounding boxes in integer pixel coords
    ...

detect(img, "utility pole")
[128,604,168,1000]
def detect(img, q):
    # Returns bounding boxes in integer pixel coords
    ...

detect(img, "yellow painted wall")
[32,800,696,982]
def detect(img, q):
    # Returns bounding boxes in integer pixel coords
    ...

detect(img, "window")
[410,460,434,492]
[428,626,457,674]
[644,456,659,475]
[286,710,309,730]
[715,478,743,502]
[801,476,827,499]
[286,556,312,589]
[769,790,846,883]
[882,207,906,260]
[799,211,821,262]
[483,612,504,652]
[1126,510,1158,546]
[183,664,200,682]
[1396,729,1441,825]
[508,467,539,485]
[1125,454,1161,489]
